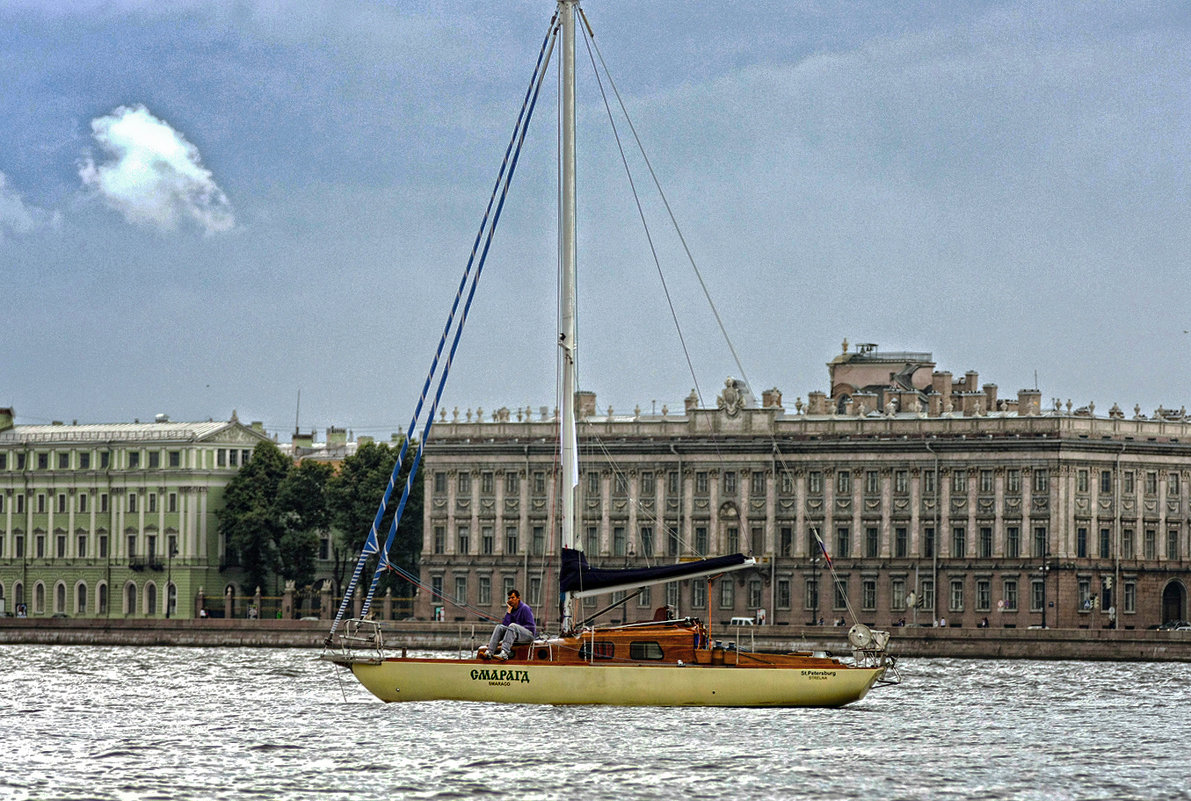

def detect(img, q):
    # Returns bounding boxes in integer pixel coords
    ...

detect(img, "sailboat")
[323,1,898,707]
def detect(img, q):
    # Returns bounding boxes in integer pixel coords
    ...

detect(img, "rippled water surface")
[3,645,1190,800]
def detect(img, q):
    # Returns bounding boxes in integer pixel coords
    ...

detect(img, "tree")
[327,438,422,596]
[217,441,292,593]
[276,459,334,590]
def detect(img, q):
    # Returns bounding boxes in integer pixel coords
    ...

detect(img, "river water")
[3,644,1188,801]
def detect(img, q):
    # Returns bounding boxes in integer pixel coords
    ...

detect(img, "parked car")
[1157,620,1190,631]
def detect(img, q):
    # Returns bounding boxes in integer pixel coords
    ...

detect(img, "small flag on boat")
[814,531,832,567]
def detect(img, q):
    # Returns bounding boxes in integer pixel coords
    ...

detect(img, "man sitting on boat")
[482,589,536,661]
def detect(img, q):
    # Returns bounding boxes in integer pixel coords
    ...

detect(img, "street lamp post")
[1039,555,1052,629]
[165,543,177,619]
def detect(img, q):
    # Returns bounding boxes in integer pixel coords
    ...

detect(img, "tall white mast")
[559,0,579,633]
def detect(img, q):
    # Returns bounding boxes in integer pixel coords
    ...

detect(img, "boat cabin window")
[628,642,665,660]
[578,641,615,660]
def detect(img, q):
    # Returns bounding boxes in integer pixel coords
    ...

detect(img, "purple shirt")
[503,601,536,635]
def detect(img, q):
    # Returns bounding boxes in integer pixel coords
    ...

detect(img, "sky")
[3,1,1190,441]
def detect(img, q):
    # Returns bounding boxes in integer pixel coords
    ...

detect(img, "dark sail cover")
[559,547,751,598]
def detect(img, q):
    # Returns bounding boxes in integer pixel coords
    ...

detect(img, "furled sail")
[559,547,756,599]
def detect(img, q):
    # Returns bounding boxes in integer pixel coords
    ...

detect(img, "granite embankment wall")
[2,618,1190,661]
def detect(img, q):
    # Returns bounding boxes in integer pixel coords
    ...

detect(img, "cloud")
[79,104,234,234]
[0,170,58,241]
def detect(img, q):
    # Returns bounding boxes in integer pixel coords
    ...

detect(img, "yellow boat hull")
[347,659,885,707]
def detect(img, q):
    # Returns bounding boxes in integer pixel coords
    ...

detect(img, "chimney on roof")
[0,408,12,432]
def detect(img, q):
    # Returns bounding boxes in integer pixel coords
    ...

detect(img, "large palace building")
[0,410,272,619]
[416,343,1191,631]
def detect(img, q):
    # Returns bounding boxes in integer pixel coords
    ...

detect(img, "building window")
[722,471,736,495]
[780,472,794,495]
[776,578,791,610]
[613,526,626,557]
[725,526,738,554]
[667,525,679,557]
[895,527,908,558]
[894,470,908,495]
[836,471,851,495]
[56,535,66,558]
[949,579,964,612]
[480,471,494,495]
[504,472,519,495]
[640,471,654,496]
[1033,469,1049,494]
[1102,470,1114,494]
[478,576,491,606]
[864,470,879,495]
[923,527,935,558]
[805,578,819,612]
[129,452,140,469]
[1167,530,1180,560]
[952,471,967,493]
[433,526,445,554]
[1123,581,1136,614]
[748,579,762,609]
[952,527,966,558]
[750,526,763,555]
[835,526,850,558]
[127,493,137,513]
[695,472,708,495]
[58,493,67,514]
[1030,580,1044,612]
[456,525,470,555]
[98,535,108,558]
[1122,529,1134,559]
[1099,528,1111,559]
[693,525,708,554]
[750,471,765,497]
[505,526,518,555]
[454,576,467,605]
[37,493,46,513]
[100,494,108,513]
[481,526,494,555]
[976,579,991,612]
[923,470,937,496]
[17,495,25,514]
[1006,469,1020,494]
[533,471,546,495]
[719,581,734,610]
[168,493,177,513]
[808,471,823,495]
[833,577,848,610]
[691,581,707,609]
[38,452,48,470]
[920,579,935,612]
[1005,526,1020,558]
[980,470,993,494]
[1076,527,1088,558]
[57,452,69,469]
[458,472,471,495]
[148,494,157,514]
[584,526,599,555]
[891,578,906,611]
[148,452,160,469]
[1145,472,1158,496]
[1144,529,1156,560]
[1077,470,1088,493]
[667,471,680,497]
[640,526,654,558]
[666,582,680,611]
[865,526,879,558]
[862,579,877,611]
[779,526,793,557]
[434,472,447,494]
[979,527,992,558]
[1003,579,1018,611]
[1170,473,1180,496]
[168,451,180,468]
[1033,527,1047,559]
[532,525,545,556]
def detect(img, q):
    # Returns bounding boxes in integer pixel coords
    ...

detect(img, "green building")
[0,408,271,619]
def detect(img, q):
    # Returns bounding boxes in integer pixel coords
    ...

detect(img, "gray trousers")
[487,622,534,654]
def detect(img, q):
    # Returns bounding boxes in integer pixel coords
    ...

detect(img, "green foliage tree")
[276,459,334,590]
[327,438,422,597]
[217,441,292,594]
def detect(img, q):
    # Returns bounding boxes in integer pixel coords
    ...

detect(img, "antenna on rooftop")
[294,389,301,434]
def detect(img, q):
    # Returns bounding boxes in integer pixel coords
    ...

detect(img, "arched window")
[14,582,24,606]
[145,583,158,617]
[97,583,108,616]
[125,583,137,616]
[34,582,46,614]
[166,583,177,618]
[55,582,66,615]
[76,582,88,616]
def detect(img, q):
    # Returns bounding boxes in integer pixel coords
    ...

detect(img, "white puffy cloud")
[79,104,234,234]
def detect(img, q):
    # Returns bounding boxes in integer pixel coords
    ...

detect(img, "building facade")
[0,409,272,619]
[416,344,1191,631]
